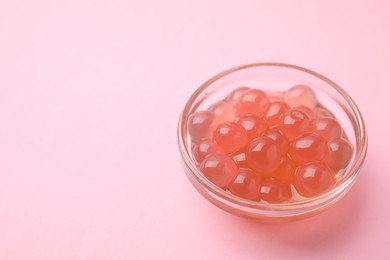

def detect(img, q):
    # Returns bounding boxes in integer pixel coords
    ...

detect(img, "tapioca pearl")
[226,86,251,104]
[228,168,261,200]
[264,101,290,127]
[269,155,297,184]
[231,147,251,169]
[192,139,224,165]
[208,101,236,122]
[238,116,268,140]
[236,89,270,117]
[294,162,335,197]
[311,117,343,141]
[278,108,311,140]
[264,128,289,155]
[188,110,218,142]
[248,136,281,174]
[285,84,318,109]
[259,179,292,203]
[325,138,354,171]
[199,154,238,189]
[214,122,249,154]
[289,134,327,166]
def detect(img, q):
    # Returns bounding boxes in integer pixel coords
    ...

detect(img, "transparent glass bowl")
[177,63,367,221]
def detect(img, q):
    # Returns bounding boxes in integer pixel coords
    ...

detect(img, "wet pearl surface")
[236,89,270,117]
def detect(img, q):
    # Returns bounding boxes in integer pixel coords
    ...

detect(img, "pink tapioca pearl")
[192,139,224,165]
[259,179,292,203]
[285,85,318,109]
[264,101,290,127]
[248,136,282,174]
[188,111,218,142]
[226,86,251,105]
[214,122,249,154]
[236,89,270,117]
[238,116,268,140]
[199,154,238,189]
[208,101,236,122]
[294,163,335,197]
[228,168,261,200]
[311,117,343,141]
[289,134,327,166]
[278,108,311,140]
[325,138,354,171]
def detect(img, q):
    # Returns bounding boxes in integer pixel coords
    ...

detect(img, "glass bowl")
[177,63,367,221]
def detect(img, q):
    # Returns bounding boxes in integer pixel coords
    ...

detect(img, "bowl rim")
[177,62,368,213]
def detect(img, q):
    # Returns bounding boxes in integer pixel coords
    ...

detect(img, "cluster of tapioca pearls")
[188,85,354,203]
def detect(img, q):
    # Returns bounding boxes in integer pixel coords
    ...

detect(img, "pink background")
[0,0,389,259]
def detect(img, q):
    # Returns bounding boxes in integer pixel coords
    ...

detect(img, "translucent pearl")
[325,138,353,171]
[228,168,260,200]
[192,139,224,165]
[294,163,335,197]
[238,116,268,140]
[248,137,281,173]
[278,108,311,140]
[289,134,327,165]
[208,101,236,122]
[231,148,251,169]
[214,122,249,154]
[259,179,292,203]
[188,111,217,142]
[264,101,290,127]
[199,154,238,189]
[285,84,318,109]
[311,117,342,141]
[226,86,251,104]
[236,89,270,117]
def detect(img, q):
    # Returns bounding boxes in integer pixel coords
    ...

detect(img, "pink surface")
[0,0,389,259]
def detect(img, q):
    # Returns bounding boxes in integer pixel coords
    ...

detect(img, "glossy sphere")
[238,116,268,140]
[311,117,342,141]
[260,179,292,203]
[294,163,335,197]
[236,89,270,117]
[248,137,281,173]
[231,148,251,169]
[325,138,354,171]
[228,169,260,200]
[290,134,327,165]
[192,139,224,165]
[264,128,289,155]
[199,154,238,189]
[278,108,311,140]
[269,156,297,184]
[214,122,248,154]
[226,86,250,104]
[264,101,290,127]
[208,101,236,123]
[285,84,318,109]
[188,111,217,142]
